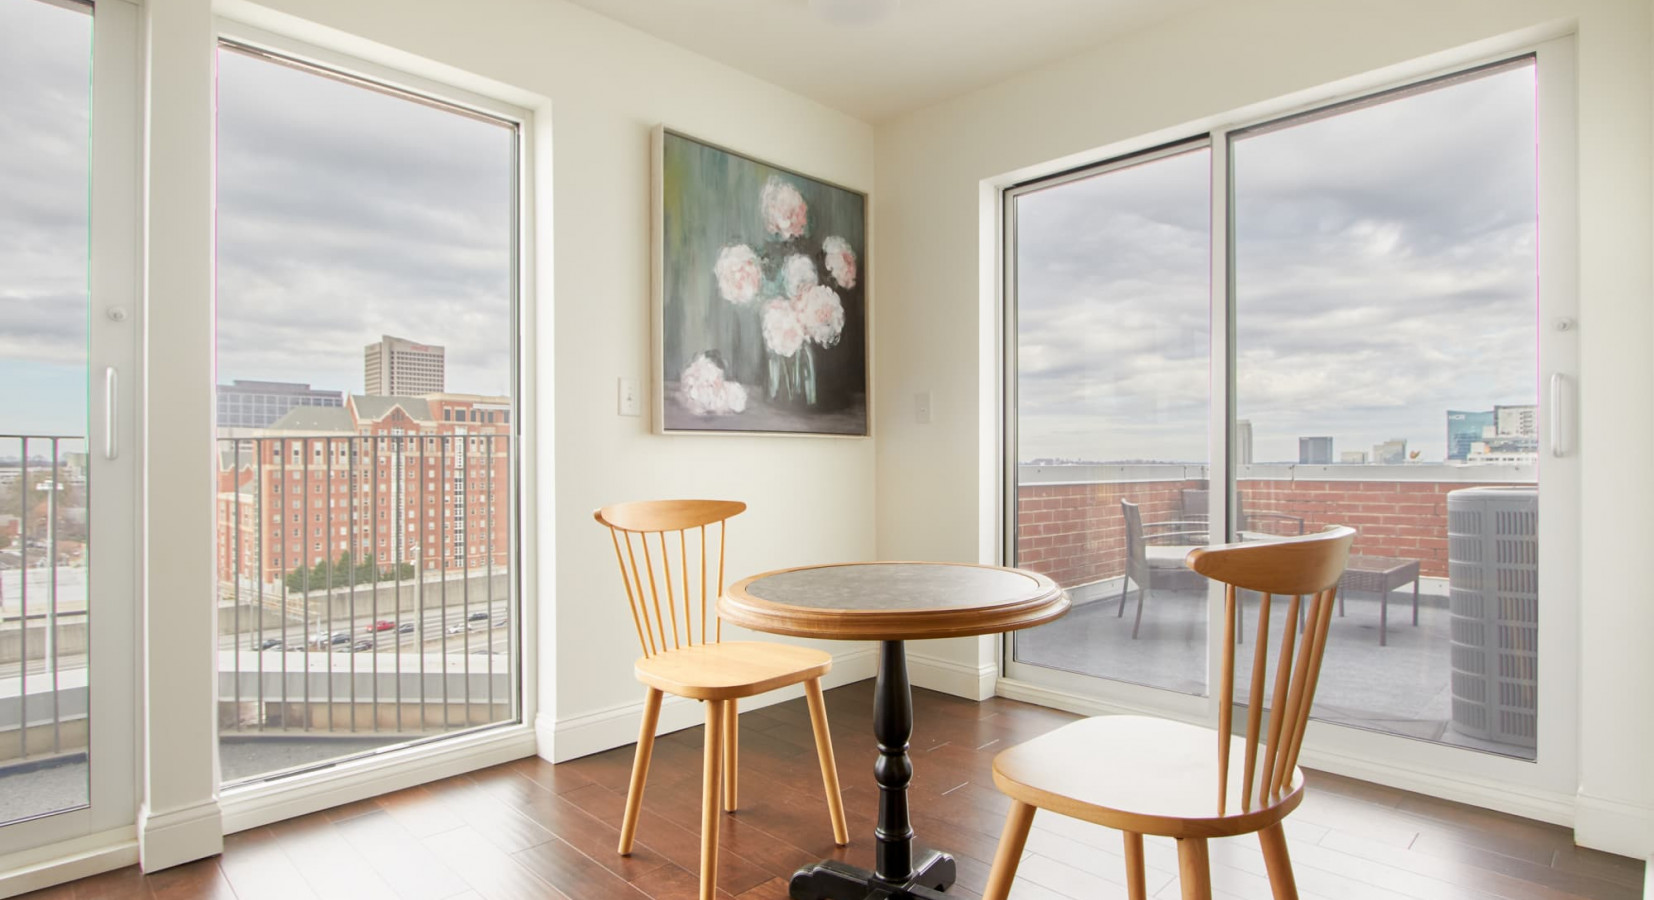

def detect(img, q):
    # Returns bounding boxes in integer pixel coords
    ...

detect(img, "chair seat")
[1145,544,1193,569]
[635,640,832,701]
[991,715,1304,839]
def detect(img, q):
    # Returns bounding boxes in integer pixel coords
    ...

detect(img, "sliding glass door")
[1004,47,1577,791]
[0,0,139,852]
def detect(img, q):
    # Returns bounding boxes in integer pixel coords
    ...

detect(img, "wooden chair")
[596,500,848,900]
[983,525,1356,900]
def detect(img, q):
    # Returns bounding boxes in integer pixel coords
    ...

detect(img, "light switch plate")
[915,391,933,424]
[619,377,641,416]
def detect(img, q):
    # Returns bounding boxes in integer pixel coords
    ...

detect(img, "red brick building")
[217,393,512,590]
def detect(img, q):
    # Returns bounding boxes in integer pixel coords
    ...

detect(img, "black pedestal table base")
[789,850,957,899]
[789,640,958,899]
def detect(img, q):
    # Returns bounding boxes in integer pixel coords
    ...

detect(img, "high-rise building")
[1298,436,1333,465]
[216,380,344,428]
[1446,410,1496,461]
[1234,420,1253,466]
[1340,450,1368,464]
[364,335,445,396]
[1494,404,1537,439]
[1372,438,1408,465]
[216,393,511,588]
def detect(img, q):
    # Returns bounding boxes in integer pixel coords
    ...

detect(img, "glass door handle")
[104,366,118,460]
[1549,372,1568,458]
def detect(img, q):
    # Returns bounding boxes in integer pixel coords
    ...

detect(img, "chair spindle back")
[595,500,746,658]
[1185,525,1355,814]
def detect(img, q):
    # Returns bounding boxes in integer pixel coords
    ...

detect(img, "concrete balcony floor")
[1013,578,1536,760]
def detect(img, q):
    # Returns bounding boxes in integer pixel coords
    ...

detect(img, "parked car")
[446,623,465,635]
[309,632,330,647]
[330,631,351,645]
[371,620,395,632]
[467,610,489,622]
[397,622,416,634]
[257,638,283,650]
[351,639,373,652]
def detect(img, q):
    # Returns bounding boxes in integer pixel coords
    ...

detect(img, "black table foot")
[789,849,957,899]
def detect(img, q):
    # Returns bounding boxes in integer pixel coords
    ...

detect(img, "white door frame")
[999,34,1580,826]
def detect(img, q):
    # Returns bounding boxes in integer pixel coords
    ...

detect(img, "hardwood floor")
[17,681,1645,900]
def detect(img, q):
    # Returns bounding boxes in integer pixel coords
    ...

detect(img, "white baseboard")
[551,647,877,762]
[138,798,222,872]
[0,828,138,900]
[1575,792,1654,858]
[220,724,537,834]
[908,653,995,701]
[995,677,1578,829]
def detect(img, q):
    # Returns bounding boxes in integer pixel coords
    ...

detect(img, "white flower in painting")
[713,244,762,304]
[799,285,846,348]
[678,353,746,415]
[822,236,857,289]
[722,380,748,413]
[782,254,818,301]
[761,176,808,239]
[761,299,806,358]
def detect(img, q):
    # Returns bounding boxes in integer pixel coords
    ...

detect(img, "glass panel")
[0,0,94,824]
[1232,60,1539,758]
[1009,146,1212,695]
[214,45,518,783]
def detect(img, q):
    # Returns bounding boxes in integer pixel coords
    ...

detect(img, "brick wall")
[1016,477,1517,588]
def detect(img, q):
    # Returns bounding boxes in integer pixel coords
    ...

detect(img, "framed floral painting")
[653,127,869,436]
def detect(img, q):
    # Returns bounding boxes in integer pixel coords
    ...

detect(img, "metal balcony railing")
[0,435,89,767]
[215,432,517,764]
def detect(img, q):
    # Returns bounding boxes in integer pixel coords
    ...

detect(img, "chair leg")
[722,698,738,813]
[1258,822,1299,900]
[804,677,849,845]
[1176,837,1213,900]
[699,699,725,900]
[981,800,1036,900]
[1131,585,1147,639]
[1123,831,1147,900]
[1118,575,1130,617]
[617,687,662,855]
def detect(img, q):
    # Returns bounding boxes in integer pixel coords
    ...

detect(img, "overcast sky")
[0,5,513,439]
[1016,61,1539,464]
[4,2,1536,459]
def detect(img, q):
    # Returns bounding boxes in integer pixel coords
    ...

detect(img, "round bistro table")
[720,562,1069,900]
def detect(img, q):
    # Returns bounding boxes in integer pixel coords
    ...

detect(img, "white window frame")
[997,35,1579,823]
[0,0,144,874]
[206,18,545,834]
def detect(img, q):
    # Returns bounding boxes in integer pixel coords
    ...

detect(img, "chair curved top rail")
[595,499,747,533]
[1186,526,1354,596]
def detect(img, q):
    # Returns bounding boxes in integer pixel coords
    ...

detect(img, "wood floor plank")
[15,684,1647,900]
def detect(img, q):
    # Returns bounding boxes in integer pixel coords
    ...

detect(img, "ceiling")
[561,0,1209,122]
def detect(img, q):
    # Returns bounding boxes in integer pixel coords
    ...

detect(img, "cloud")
[1015,62,1539,464]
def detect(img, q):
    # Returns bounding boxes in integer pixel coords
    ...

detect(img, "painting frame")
[652,125,872,437]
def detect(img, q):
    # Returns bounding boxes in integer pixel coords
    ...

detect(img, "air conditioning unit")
[1445,486,1537,750]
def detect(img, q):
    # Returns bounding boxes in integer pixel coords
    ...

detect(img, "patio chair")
[1117,499,1207,639]
[981,525,1357,900]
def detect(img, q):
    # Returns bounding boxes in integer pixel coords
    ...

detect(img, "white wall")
[872,0,1653,857]
[208,0,880,756]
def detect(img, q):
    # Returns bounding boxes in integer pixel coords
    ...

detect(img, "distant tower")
[1372,438,1408,465]
[1446,410,1495,461]
[1298,436,1333,465]
[364,335,445,396]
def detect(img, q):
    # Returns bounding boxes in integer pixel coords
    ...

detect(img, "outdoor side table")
[1339,555,1422,646]
[720,561,1069,900]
